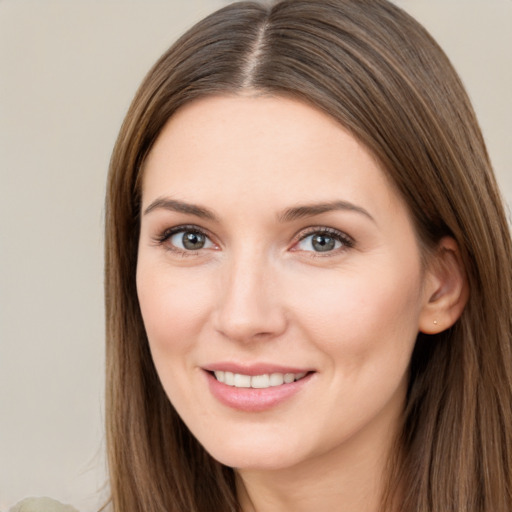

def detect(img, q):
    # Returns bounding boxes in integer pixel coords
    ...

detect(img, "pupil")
[312,234,335,252]
[183,232,205,250]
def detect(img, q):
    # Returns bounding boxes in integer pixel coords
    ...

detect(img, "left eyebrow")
[278,200,375,223]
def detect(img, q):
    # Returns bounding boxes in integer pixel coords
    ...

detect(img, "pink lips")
[203,363,314,412]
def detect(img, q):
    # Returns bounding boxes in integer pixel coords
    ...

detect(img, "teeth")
[213,371,307,389]
[234,373,251,388]
[284,373,295,384]
[269,373,284,386]
[251,374,270,389]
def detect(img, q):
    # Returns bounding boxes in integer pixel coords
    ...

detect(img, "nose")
[213,252,288,343]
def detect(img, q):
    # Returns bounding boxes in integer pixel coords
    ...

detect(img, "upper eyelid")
[152,225,217,257]
[291,227,355,256]
[152,224,216,249]
[294,226,354,242]
[158,224,211,239]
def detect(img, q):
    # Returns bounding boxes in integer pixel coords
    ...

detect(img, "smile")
[206,369,314,412]
[213,371,308,389]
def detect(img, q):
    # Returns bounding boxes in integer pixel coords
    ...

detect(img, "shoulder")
[8,498,79,512]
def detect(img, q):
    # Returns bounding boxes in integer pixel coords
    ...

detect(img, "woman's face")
[137,95,432,471]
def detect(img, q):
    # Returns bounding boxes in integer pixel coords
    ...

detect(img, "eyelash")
[152,224,355,257]
[153,224,214,256]
[295,227,355,256]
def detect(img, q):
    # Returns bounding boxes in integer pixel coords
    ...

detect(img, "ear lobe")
[419,237,469,334]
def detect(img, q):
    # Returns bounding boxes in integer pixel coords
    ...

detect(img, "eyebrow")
[278,200,375,223]
[143,198,218,221]
[143,197,374,223]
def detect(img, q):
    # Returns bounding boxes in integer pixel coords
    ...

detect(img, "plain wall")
[0,1,510,510]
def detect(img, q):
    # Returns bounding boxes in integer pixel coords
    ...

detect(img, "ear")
[419,237,469,334]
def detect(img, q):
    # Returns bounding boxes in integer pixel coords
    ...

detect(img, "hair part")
[105,1,512,510]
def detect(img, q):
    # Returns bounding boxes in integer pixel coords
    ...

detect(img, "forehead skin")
[141,94,406,232]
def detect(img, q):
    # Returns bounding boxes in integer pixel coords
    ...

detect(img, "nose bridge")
[214,246,286,342]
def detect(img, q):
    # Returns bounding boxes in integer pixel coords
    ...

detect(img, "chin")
[199,433,309,471]
[212,450,301,471]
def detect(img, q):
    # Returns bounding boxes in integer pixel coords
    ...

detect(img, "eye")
[156,226,216,253]
[171,230,213,250]
[295,228,353,253]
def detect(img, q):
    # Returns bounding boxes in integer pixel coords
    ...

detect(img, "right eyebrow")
[143,197,218,221]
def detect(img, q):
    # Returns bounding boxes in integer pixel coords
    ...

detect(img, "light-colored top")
[8,498,78,512]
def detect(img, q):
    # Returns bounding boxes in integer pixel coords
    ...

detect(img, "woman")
[103,1,512,511]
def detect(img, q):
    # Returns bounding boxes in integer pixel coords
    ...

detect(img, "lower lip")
[205,371,313,412]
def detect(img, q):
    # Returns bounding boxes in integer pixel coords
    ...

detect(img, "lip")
[203,365,315,413]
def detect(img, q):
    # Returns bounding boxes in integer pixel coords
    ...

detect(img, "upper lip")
[202,362,314,376]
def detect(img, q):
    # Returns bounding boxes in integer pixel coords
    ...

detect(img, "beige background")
[0,1,510,510]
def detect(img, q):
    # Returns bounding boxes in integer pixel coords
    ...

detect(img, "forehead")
[141,94,401,218]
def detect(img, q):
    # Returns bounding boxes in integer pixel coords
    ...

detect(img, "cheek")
[136,264,215,356]
[289,259,423,362]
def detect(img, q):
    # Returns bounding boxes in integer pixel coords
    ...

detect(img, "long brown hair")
[104,1,512,510]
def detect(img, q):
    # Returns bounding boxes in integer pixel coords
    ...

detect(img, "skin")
[136,95,460,512]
